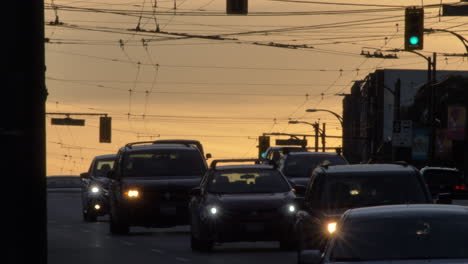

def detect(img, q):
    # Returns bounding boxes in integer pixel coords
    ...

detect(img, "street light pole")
[305,109,343,128]
[288,120,321,152]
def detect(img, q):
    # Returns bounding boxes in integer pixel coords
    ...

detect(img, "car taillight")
[455,185,467,191]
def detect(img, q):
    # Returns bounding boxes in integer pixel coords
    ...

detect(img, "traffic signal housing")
[405,7,424,50]
[99,116,112,143]
[258,136,270,158]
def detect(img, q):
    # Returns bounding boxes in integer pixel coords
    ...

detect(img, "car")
[278,152,348,187]
[46,175,82,193]
[80,154,116,222]
[107,141,208,234]
[261,146,308,165]
[295,163,433,261]
[153,139,211,158]
[420,166,467,199]
[299,204,468,264]
[189,159,298,252]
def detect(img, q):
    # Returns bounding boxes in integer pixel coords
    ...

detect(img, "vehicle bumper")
[122,201,190,227]
[200,214,295,242]
[86,196,109,216]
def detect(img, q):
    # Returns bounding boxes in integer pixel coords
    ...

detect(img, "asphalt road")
[47,191,296,264]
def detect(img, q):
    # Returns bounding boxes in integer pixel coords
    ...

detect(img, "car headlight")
[327,222,337,234]
[90,186,100,194]
[206,205,220,217]
[287,204,296,214]
[125,189,140,198]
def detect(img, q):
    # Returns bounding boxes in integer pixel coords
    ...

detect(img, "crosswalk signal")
[258,136,270,158]
[99,116,112,143]
[405,7,424,50]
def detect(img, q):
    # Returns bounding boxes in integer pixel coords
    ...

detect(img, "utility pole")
[313,122,320,152]
[322,123,326,152]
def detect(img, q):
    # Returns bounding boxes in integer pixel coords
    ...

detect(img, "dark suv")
[420,167,467,199]
[80,154,116,222]
[279,152,348,187]
[189,159,298,251]
[295,164,432,261]
[107,141,207,234]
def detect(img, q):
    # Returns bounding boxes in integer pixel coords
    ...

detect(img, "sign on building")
[392,120,413,147]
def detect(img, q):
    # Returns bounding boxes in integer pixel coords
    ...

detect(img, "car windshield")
[207,169,290,194]
[123,149,206,177]
[330,216,468,261]
[283,155,348,178]
[92,158,115,177]
[319,174,427,210]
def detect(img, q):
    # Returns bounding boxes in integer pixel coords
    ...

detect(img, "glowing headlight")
[90,186,100,194]
[288,204,296,213]
[94,204,101,210]
[125,190,140,198]
[327,222,337,234]
[208,206,219,216]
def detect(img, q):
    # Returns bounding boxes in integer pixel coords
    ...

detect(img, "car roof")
[420,166,459,173]
[287,152,340,156]
[346,204,468,220]
[153,139,201,144]
[317,164,418,175]
[94,154,117,159]
[213,164,276,171]
[120,143,198,152]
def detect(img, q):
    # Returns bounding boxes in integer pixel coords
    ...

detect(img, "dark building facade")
[342,69,468,171]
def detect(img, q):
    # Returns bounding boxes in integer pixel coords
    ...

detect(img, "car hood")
[288,177,309,187]
[206,192,295,211]
[325,259,468,264]
[121,176,201,191]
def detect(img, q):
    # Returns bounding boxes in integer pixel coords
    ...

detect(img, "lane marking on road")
[151,249,164,254]
[119,240,134,246]
[81,229,91,233]
[175,257,190,262]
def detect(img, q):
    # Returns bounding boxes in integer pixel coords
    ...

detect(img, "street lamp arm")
[425,28,468,54]
[306,109,343,127]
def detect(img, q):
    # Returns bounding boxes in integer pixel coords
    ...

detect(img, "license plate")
[160,206,176,216]
[245,223,264,233]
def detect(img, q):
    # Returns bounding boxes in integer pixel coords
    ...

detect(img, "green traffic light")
[409,36,420,45]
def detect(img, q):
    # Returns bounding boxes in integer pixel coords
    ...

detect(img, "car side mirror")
[190,187,201,196]
[106,169,116,180]
[294,184,307,195]
[80,172,89,179]
[206,153,212,160]
[299,250,322,264]
[437,193,452,204]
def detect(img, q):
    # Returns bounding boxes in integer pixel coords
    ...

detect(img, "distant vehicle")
[299,204,468,264]
[278,152,348,187]
[46,175,82,193]
[153,139,211,158]
[107,142,207,234]
[80,154,116,222]
[189,159,298,252]
[295,164,433,262]
[261,146,308,165]
[420,166,467,199]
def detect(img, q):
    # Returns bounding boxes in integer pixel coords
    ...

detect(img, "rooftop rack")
[210,159,275,169]
[125,141,157,149]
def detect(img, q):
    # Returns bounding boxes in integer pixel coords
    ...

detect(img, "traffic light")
[99,116,112,143]
[405,7,424,50]
[258,136,270,158]
[226,0,248,15]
